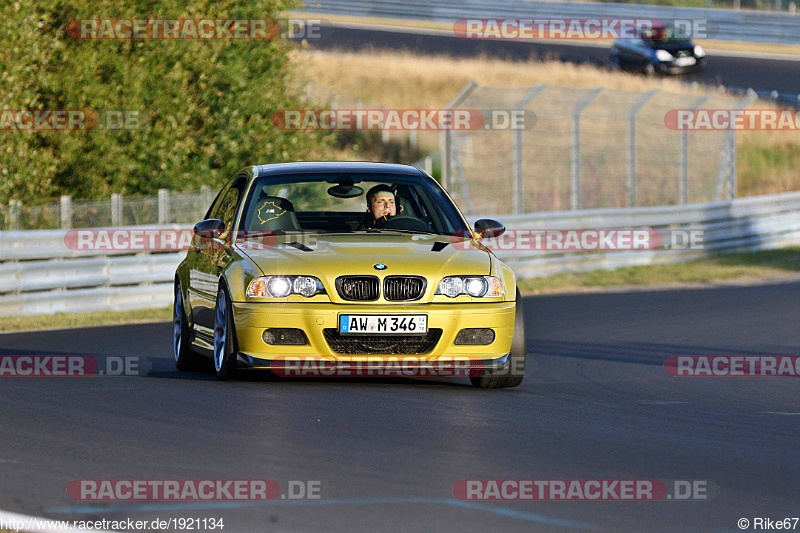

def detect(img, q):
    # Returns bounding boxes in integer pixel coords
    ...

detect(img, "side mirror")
[474,219,506,239]
[193,218,225,239]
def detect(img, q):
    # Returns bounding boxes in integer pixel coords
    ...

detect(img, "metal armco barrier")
[0,225,188,317]
[1,191,800,316]
[300,0,800,44]
[472,190,800,278]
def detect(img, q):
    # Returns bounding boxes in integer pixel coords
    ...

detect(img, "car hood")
[652,41,695,55]
[236,233,491,303]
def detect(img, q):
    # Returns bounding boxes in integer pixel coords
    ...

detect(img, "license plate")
[675,57,696,67]
[339,315,428,335]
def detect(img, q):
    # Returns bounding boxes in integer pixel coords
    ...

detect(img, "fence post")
[627,89,658,208]
[423,155,433,176]
[111,194,123,226]
[158,189,170,224]
[9,200,21,231]
[60,195,72,229]
[511,84,547,215]
[201,185,212,216]
[571,87,603,210]
[680,95,710,205]
[724,90,757,200]
[440,80,479,191]
[380,106,390,144]
[440,129,451,189]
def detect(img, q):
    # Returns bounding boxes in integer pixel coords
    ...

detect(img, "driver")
[365,184,397,227]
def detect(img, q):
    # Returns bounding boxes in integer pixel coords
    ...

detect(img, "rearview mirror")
[474,219,505,239]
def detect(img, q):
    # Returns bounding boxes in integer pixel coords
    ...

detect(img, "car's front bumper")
[231,301,516,369]
[658,57,705,74]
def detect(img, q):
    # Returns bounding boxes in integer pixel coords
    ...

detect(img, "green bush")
[0,0,329,204]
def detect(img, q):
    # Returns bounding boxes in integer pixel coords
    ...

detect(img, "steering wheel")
[379,215,431,232]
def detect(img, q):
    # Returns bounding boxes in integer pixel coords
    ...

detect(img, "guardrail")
[0,225,187,317]
[475,190,800,277]
[2,191,800,316]
[300,0,800,44]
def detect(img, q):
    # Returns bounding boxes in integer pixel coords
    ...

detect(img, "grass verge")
[518,247,800,293]
[0,306,171,334]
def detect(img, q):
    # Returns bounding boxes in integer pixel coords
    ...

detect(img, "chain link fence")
[300,81,440,153]
[1,187,215,230]
[442,82,757,217]
[1,82,759,228]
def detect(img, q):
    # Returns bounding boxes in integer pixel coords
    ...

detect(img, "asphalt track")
[1,282,798,532]
[304,25,800,96]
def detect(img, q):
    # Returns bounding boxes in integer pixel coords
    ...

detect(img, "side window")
[204,178,233,220]
[212,174,248,232]
[218,189,240,231]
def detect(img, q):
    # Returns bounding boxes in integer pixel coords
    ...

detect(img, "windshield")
[642,26,690,45]
[238,172,470,237]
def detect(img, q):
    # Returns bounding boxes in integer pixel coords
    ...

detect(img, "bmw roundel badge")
[373,263,387,271]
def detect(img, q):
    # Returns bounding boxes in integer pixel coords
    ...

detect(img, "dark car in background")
[610,24,706,75]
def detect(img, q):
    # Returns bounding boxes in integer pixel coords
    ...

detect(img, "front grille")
[336,276,379,301]
[384,276,426,301]
[323,328,443,355]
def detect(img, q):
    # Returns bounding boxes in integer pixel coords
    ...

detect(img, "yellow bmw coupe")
[173,162,525,388]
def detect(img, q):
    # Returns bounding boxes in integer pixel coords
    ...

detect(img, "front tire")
[174,281,202,371]
[470,289,526,389]
[213,285,239,381]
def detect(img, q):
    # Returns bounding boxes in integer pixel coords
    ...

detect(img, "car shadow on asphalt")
[143,355,475,387]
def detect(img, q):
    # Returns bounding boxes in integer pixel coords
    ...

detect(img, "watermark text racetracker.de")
[67,18,331,41]
[267,356,523,378]
[453,18,713,40]
[0,356,143,377]
[68,479,321,501]
[665,109,800,131]
[1,109,144,131]
[453,479,715,501]
[665,356,800,377]
[271,108,536,131]
[63,228,319,252]
[453,229,704,251]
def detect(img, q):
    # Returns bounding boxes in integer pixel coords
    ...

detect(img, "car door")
[617,39,647,69]
[189,174,248,336]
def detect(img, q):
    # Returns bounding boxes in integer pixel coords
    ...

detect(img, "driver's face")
[369,192,396,220]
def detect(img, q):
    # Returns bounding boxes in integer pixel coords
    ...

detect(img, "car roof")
[253,162,425,178]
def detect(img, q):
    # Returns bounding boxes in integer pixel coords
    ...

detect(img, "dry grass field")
[292,49,800,198]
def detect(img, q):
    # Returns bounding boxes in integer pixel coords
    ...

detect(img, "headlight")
[464,277,488,297]
[247,276,325,298]
[437,277,464,298]
[694,45,705,57]
[268,277,292,298]
[436,276,504,298]
[655,49,673,62]
[293,276,319,297]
